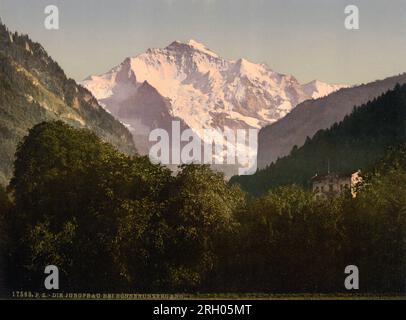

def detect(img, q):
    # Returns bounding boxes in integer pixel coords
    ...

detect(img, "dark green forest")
[230,84,406,196]
[0,120,406,294]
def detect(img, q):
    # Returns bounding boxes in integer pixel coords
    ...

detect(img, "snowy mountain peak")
[166,39,219,58]
[234,58,268,77]
[187,39,205,47]
[81,41,347,176]
[82,41,346,128]
[303,79,346,99]
[187,39,219,57]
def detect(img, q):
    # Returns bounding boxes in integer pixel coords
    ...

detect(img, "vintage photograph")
[0,0,405,303]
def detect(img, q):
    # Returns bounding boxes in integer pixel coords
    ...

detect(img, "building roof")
[311,171,356,182]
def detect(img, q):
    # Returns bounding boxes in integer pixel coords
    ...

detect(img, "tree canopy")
[2,121,406,294]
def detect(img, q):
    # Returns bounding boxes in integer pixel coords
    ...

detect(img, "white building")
[311,171,361,199]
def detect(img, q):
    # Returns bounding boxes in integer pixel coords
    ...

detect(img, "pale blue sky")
[1,0,406,85]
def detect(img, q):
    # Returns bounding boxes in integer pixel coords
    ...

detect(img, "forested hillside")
[230,83,406,196]
[0,23,135,186]
[257,73,406,168]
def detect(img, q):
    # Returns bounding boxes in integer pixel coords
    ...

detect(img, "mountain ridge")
[0,22,136,186]
[230,83,406,196]
[82,39,345,175]
[257,73,406,169]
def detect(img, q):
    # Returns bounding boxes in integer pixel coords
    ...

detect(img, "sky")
[1,0,406,86]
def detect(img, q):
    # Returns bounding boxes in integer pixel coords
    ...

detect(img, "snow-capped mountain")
[81,39,345,175]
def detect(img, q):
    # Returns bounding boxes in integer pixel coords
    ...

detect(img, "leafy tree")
[344,144,406,292]
[8,121,169,291]
[0,185,10,255]
[163,165,244,292]
[111,157,173,292]
[5,120,406,295]
[0,184,10,216]
[236,186,346,292]
[0,185,12,295]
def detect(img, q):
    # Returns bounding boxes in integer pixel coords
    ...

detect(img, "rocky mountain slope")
[82,40,344,173]
[0,23,136,186]
[231,83,406,196]
[257,73,406,169]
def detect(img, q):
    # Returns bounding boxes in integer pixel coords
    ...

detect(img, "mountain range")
[2,20,405,186]
[81,40,345,174]
[0,23,136,186]
[257,73,406,169]
[230,83,406,196]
